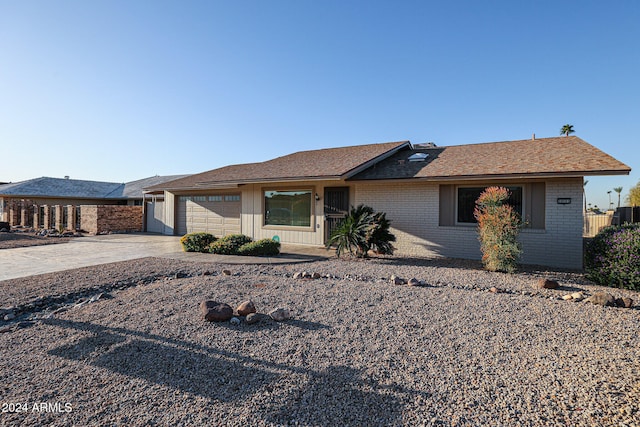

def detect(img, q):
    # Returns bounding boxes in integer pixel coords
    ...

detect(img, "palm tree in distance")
[560,124,575,136]
[613,187,623,208]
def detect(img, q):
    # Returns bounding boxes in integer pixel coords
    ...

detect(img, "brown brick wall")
[80,205,143,234]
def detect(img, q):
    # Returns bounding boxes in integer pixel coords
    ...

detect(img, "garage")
[176,194,241,236]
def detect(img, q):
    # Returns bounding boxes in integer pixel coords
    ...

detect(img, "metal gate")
[324,187,349,242]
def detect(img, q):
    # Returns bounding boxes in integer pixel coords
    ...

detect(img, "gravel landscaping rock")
[0,255,639,426]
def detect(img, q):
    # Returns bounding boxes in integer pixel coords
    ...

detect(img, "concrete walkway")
[0,234,330,282]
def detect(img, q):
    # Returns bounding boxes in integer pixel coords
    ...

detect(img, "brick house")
[0,175,187,232]
[145,136,630,269]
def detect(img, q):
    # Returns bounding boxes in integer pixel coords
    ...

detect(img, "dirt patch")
[0,231,74,250]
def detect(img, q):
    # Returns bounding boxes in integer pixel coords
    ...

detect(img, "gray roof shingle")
[0,175,189,199]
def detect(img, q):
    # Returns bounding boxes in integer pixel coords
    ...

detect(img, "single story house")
[0,175,187,231]
[145,136,630,269]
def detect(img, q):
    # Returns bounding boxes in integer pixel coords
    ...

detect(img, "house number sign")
[557,198,572,204]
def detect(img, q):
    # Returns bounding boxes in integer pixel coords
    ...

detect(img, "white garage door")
[176,195,241,236]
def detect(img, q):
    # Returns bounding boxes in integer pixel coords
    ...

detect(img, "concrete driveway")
[0,234,183,281]
[0,234,330,282]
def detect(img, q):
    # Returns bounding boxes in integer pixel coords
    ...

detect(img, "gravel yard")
[0,232,74,250]
[1,255,639,426]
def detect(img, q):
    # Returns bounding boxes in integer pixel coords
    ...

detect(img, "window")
[264,190,311,227]
[193,196,206,202]
[179,196,192,202]
[225,195,240,202]
[208,196,222,202]
[457,186,523,224]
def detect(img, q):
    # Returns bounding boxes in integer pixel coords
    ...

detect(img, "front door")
[324,187,349,242]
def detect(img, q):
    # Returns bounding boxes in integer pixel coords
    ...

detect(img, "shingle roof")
[0,177,124,199]
[145,141,410,191]
[350,136,631,181]
[0,175,189,199]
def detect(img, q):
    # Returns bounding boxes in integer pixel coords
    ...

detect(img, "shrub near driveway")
[237,239,281,256]
[180,232,217,253]
[208,234,253,255]
[585,223,640,290]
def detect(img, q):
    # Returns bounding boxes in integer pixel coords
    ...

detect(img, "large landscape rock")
[237,300,257,316]
[268,307,290,322]
[246,313,270,325]
[585,292,616,307]
[200,300,233,322]
[534,278,559,290]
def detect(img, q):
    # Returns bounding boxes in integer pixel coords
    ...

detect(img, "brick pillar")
[54,205,63,231]
[20,204,28,227]
[33,205,40,229]
[67,205,76,231]
[43,205,51,229]
[9,204,18,226]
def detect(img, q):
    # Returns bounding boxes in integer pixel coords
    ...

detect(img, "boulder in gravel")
[390,275,405,285]
[237,300,257,316]
[268,307,290,322]
[230,317,241,326]
[585,292,615,307]
[535,278,559,289]
[571,292,585,301]
[311,272,322,279]
[614,297,634,308]
[246,313,270,325]
[200,300,233,322]
[3,312,16,321]
[408,278,421,287]
[222,269,232,276]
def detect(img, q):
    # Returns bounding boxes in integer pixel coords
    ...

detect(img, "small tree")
[627,181,640,206]
[474,187,522,273]
[560,124,575,136]
[326,205,395,258]
[613,187,623,208]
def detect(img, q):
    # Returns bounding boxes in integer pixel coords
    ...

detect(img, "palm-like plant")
[326,205,395,257]
[614,187,623,208]
[560,124,575,136]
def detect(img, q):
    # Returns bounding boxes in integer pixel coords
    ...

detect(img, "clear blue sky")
[1,1,638,210]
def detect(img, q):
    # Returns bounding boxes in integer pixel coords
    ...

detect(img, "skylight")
[408,152,428,162]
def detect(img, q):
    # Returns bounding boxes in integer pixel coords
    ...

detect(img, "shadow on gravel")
[44,318,424,424]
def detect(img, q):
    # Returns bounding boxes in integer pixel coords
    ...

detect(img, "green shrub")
[585,223,640,290]
[208,234,253,255]
[474,187,522,273]
[237,238,281,256]
[180,232,217,253]
[326,205,395,258]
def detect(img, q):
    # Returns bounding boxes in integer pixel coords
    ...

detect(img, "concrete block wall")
[81,205,143,234]
[355,178,585,269]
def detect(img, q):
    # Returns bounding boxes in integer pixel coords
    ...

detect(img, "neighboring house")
[0,175,188,230]
[145,136,630,269]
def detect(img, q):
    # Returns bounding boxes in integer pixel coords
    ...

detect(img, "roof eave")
[351,169,631,182]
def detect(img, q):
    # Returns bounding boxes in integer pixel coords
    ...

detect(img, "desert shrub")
[237,238,281,256]
[326,205,395,258]
[208,234,253,255]
[474,187,522,273]
[180,232,217,253]
[585,223,640,290]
